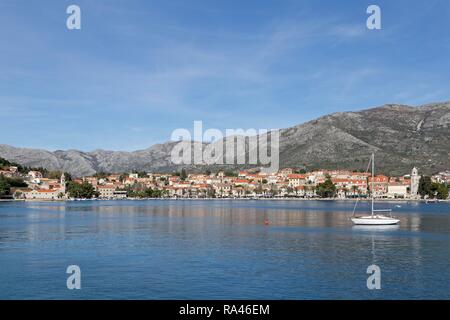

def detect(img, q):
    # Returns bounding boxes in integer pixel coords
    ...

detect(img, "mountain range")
[1,101,449,177]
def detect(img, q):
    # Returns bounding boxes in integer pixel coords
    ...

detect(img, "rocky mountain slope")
[1,101,449,176]
[278,102,449,175]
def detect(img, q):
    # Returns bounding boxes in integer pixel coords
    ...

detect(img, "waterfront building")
[287,174,307,187]
[387,184,408,198]
[213,183,232,197]
[332,177,367,198]
[368,175,389,197]
[9,163,448,200]
[410,167,420,198]
[23,189,62,200]
[113,190,127,199]
[234,179,250,187]
[97,185,116,198]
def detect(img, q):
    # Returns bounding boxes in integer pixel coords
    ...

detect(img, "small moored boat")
[351,153,400,226]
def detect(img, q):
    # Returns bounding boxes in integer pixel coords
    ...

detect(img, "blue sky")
[1,0,449,151]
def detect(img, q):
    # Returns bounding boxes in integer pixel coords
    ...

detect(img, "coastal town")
[1,157,449,201]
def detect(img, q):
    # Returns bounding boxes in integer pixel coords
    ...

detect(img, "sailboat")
[351,153,400,225]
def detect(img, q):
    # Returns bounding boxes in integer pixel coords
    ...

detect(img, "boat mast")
[371,153,374,216]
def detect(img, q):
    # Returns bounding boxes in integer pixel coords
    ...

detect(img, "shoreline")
[2,198,449,203]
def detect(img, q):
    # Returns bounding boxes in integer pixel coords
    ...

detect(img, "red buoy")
[264,219,269,225]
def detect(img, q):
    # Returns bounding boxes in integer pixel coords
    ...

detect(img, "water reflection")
[0,200,449,299]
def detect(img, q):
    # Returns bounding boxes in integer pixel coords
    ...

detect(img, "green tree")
[343,187,349,198]
[418,176,433,198]
[47,171,61,180]
[14,191,24,199]
[224,170,237,177]
[351,185,358,196]
[431,183,449,200]
[180,169,187,181]
[67,181,97,199]
[132,171,148,178]
[0,157,13,168]
[2,160,44,174]
[0,175,27,196]
[0,176,10,196]
[316,177,337,198]
[125,186,166,199]
[6,177,27,188]
[206,188,216,198]
[64,172,72,181]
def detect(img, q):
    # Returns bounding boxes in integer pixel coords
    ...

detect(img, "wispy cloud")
[1,1,449,150]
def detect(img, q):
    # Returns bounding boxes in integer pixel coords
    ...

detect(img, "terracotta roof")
[288,174,306,179]
[36,189,59,193]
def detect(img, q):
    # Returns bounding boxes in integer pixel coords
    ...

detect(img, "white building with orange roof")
[97,185,116,199]
[187,174,208,184]
[23,189,62,200]
[238,171,248,178]
[368,175,389,197]
[246,173,263,182]
[332,177,368,198]
[387,183,408,198]
[234,179,250,187]
[172,181,191,187]
[22,173,67,200]
[165,186,183,197]
[190,184,211,197]
[287,174,307,187]
[213,183,232,197]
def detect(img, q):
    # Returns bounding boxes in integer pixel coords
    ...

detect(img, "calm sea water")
[0,200,449,299]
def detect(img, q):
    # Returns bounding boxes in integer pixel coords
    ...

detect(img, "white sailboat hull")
[351,215,400,225]
[350,153,400,226]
